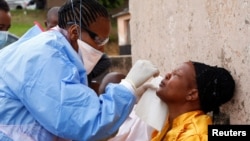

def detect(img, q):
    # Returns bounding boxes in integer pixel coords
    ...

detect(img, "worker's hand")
[124,60,159,90]
[135,82,159,102]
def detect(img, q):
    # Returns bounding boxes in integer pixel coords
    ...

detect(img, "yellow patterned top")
[151,110,212,141]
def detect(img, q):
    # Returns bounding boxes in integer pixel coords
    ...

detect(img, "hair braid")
[58,0,109,29]
[0,0,10,12]
[192,62,235,114]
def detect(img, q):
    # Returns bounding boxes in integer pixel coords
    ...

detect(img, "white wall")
[117,14,131,45]
[130,0,250,124]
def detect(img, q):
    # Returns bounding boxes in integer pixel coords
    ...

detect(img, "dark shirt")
[87,53,111,85]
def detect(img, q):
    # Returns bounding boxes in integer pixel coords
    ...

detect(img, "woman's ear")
[186,89,199,101]
[68,24,80,41]
[67,24,80,51]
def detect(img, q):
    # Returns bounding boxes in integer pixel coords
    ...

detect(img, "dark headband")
[192,61,235,113]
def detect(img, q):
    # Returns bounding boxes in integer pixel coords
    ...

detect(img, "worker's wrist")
[119,79,136,94]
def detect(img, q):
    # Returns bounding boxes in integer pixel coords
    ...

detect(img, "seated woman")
[151,61,235,141]
[108,61,235,141]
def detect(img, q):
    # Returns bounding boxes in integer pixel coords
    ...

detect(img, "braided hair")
[0,0,10,12]
[192,61,235,114]
[58,0,109,29]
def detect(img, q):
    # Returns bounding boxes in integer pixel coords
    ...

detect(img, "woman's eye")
[172,71,181,77]
[172,72,178,76]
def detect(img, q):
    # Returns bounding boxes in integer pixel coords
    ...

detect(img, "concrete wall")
[129,0,250,124]
[109,55,132,75]
[92,55,132,83]
[116,13,131,46]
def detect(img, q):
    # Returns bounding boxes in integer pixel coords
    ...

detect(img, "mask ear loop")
[79,0,82,39]
[70,0,81,39]
[70,0,76,24]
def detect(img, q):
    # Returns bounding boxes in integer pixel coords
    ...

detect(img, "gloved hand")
[135,82,159,103]
[124,60,159,90]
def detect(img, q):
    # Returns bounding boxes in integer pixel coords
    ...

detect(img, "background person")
[0,0,159,140]
[0,0,11,31]
[44,6,60,30]
[0,0,19,49]
[151,61,235,141]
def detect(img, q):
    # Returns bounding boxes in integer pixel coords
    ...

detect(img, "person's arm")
[19,50,136,141]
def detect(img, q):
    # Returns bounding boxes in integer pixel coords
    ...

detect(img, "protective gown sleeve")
[17,47,136,141]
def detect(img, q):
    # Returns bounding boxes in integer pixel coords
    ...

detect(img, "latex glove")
[124,60,159,90]
[135,82,159,102]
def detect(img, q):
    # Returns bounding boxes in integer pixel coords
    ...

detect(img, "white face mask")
[77,39,103,74]
[0,31,8,49]
[52,26,103,74]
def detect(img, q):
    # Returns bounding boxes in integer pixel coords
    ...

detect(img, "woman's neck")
[167,103,200,123]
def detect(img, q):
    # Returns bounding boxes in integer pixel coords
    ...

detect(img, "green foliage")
[98,0,125,9]
[8,9,119,55]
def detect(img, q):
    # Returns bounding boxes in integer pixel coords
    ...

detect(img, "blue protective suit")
[0,26,136,141]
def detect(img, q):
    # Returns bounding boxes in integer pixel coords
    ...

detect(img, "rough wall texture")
[109,55,132,75]
[130,0,250,124]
